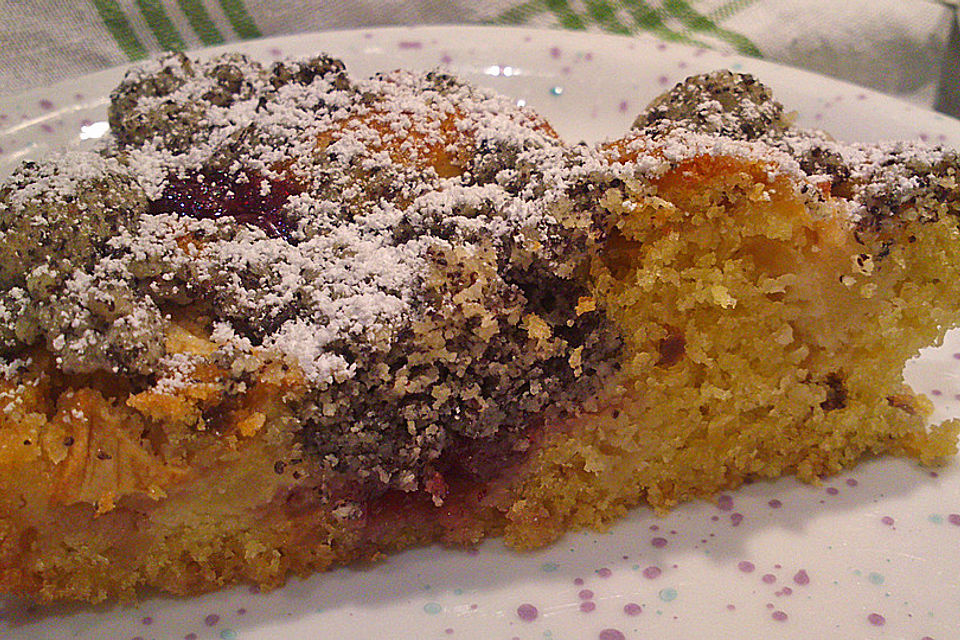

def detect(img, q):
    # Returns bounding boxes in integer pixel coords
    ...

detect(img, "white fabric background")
[0,0,955,108]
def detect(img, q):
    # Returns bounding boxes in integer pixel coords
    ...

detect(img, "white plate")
[2,25,960,640]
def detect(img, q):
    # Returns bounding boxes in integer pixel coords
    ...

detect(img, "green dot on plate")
[219,631,237,640]
[549,86,564,96]
[868,572,885,585]
[659,587,678,602]
[541,562,559,572]
[928,514,944,524]
[423,602,442,614]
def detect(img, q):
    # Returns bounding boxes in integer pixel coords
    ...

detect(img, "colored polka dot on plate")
[867,613,886,626]
[517,604,538,621]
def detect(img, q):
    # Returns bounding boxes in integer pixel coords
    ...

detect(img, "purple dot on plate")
[651,536,668,548]
[598,630,626,640]
[947,513,960,526]
[579,589,594,600]
[204,614,220,626]
[782,586,793,596]
[826,487,839,496]
[549,46,561,58]
[618,100,629,113]
[931,389,943,396]
[440,54,452,64]
[867,613,886,626]
[726,604,736,611]
[268,47,282,57]
[881,516,895,526]
[738,561,755,573]
[580,601,597,613]
[185,635,197,640]
[768,499,782,508]
[141,616,153,625]
[398,41,423,50]
[730,513,744,526]
[517,603,538,621]
[445,629,454,635]
[762,574,777,584]
[846,478,858,487]
[596,567,612,578]
[643,566,662,579]
[236,608,246,616]
[39,99,53,110]
[658,75,669,85]
[624,603,642,616]
[711,515,720,522]
[574,577,584,585]
[794,570,810,586]
[717,495,734,511]
[772,610,788,621]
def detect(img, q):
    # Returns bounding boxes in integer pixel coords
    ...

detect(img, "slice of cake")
[0,57,957,603]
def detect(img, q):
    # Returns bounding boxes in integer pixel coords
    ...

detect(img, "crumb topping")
[0,53,620,496]
[1,59,957,499]
[632,70,960,226]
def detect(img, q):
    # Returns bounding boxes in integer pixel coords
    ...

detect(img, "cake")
[0,54,958,603]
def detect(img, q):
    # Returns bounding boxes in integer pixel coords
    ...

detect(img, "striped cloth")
[1,0,957,112]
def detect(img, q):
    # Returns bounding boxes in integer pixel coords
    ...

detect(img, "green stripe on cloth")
[490,0,757,57]
[623,0,710,48]
[493,0,544,25]
[219,0,262,39]
[662,0,761,56]
[545,0,587,30]
[90,0,148,60]
[707,0,760,23]
[584,0,631,35]
[177,0,226,45]
[135,0,187,50]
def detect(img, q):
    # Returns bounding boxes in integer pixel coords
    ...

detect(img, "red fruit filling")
[148,169,301,241]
